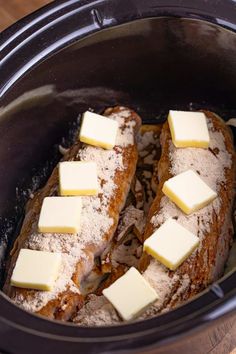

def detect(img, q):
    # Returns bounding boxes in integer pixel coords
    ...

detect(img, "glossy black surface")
[0,1,236,353]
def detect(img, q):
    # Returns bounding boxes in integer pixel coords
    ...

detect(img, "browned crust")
[38,291,84,321]
[140,110,236,307]
[4,106,141,320]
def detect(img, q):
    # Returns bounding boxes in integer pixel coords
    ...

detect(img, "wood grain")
[0,1,236,353]
[209,320,236,354]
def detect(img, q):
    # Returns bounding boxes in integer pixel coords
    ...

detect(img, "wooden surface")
[1,1,236,353]
[209,321,236,354]
[0,0,52,32]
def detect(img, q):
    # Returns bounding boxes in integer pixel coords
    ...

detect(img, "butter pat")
[144,218,199,270]
[168,110,210,148]
[11,249,61,291]
[162,170,217,214]
[79,111,118,149]
[59,161,98,196]
[38,196,82,233]
[102,267,158,321]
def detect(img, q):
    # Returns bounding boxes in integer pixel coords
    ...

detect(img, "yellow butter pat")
[79,111,118,149]
[10,249,61,291]
[168,110,210,148]
[38,196,82,233]
[102,267,158,321]
[59,161,98,196]
[144,218,199,270]
[162,169,217,215]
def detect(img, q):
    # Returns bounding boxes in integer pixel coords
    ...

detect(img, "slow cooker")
[0,0,236,353]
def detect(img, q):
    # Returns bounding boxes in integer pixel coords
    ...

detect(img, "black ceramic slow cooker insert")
[0,1,236,353]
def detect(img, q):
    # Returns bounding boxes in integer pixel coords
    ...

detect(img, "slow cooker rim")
[0,0,236,347]
[1,0,236,46]
[1,0,236,98]
[0,284,236,343]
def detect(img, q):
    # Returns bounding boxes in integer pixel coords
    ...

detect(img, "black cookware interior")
[0,7,236,353]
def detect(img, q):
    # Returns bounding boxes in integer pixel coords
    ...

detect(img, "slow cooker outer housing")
[1,0,236,353]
